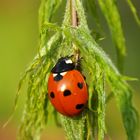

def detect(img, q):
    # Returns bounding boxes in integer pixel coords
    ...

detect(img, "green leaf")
[39,0,62,48]
[39,0,62,28]
[17,32,63,140]
[96,73,106,140]
[107,74,139,140]
[83,0,102,31]
[126,0,140,26]
[98,0,126,72]
[62,26,139,140]
[60,111,88,140]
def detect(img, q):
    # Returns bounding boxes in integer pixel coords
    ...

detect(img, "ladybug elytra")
[47,57,88,117]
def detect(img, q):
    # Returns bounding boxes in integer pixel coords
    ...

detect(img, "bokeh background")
[0,0,140,140]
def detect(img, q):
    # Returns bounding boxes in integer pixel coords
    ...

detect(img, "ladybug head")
[51,57,75,73]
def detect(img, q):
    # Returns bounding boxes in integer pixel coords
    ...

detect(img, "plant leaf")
[18,32,63,140]
[39,0,62,48]
[62,26,139,140]
[126,0,140,25]
[98,0,126,72]
[60,111,88,140]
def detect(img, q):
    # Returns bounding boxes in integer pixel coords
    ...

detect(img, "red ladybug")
[47,57,88,116]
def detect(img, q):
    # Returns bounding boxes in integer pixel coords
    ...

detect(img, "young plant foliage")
[98,0,126,73]
[126,0,140,25]
[16,0,139,140]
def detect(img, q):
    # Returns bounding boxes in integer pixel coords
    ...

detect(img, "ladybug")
[47,57,88,117]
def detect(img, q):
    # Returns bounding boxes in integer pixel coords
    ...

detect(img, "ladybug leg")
[74,55,82,71]
[86,107,98,113]
[68,54,74,58]
[90,109,98,113]
[85,103,98,113]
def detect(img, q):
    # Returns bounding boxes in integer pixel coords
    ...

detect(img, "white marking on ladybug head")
[60,84,66,92]
[65,59,73,64]
[60,72,67,76]
[53,73,57,77]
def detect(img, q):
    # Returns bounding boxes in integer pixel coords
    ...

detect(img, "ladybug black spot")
[75,104,84,110]
[77,82,83,89]
[50,92,55,98]
[54,74,63,81]
[63,90,71,96]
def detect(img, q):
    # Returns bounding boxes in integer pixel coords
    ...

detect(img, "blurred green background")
[0,0,140,140]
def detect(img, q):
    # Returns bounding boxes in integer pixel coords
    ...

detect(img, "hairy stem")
[71,0,78,27]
